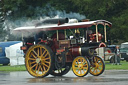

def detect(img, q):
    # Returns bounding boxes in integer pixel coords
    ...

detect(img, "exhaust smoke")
[2,4,86,39]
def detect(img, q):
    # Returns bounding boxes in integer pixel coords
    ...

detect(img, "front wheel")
[90,56,105,76]
[25,44,54,78]
[72,56,90,77]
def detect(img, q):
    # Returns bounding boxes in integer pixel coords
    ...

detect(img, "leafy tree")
[0,0,128,44]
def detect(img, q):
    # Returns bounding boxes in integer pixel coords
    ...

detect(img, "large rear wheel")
[25,44,53,78]
[51,66,71,76]
[72,56,90,77]
[90,56,105,76]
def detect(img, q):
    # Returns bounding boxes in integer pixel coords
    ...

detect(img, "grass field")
[0,65,26,71]
[0,61,128,71]
[105,61,128,70]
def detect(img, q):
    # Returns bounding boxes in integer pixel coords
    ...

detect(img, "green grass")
[0,61,128,71]
[0,65,26,71]
[105,61,128,70]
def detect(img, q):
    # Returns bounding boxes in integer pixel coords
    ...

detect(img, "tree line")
[0,0,128,44]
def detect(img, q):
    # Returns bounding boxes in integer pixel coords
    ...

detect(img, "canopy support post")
[57,30,59,41]
[96,24,99,42]
[104,24,107,43]
[64,29,66,39]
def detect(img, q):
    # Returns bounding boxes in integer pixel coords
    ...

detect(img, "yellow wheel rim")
[72,56,89,77]
[25,45,52,77]
[90,56,104,76]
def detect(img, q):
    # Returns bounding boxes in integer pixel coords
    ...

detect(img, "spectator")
[114,45,121,65]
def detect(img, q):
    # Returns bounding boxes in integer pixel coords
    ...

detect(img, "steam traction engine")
[13,18,112,77]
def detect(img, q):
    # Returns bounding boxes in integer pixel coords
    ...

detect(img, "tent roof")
[0,41,21,48]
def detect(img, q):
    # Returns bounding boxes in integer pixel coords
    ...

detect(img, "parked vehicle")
[13,18,112,78]
[106,45,121,63]
[120,42,128,61]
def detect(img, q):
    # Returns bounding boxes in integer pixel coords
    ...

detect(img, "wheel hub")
[36,58,41,63]
[78,64,83,69]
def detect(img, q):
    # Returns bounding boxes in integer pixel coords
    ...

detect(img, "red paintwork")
[51,33,65,40]
[107,50,111,53]
[51,33,65,52]
[38,40,48,44]
[70,46,81,57]
[21,46,27,50]
[57,49,65,53]
[99,42,106,47]
[66,52,73,62]
[26,43,33,45]
[51,38,59,52]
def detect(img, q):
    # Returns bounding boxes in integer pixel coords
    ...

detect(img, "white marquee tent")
[5,42,25,66]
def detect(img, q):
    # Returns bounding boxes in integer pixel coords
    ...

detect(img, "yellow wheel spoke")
[35,63,39,71]
[74,67,78,70]
[40,47,42,56]
[98,61,102,65]
[43,53,48,58]
[93,68,98,74]
[43,65,46,71]
[42,57,50,60]
[40,66,43,72]
[80,70,82,74]
[43,63,49,68]
[93,68,96,73]
[77,69,80,73]
[83,67,88,70]
[98,67,101,71]
[37,65,41,74]
[32,50,38,57]
[82,60,85,64]
[76,60,80,64]
[96,69,98,73]
[74,64,78,67]
[30,61,36,65]
[98,64,102,67]
[83,63,87,67]
[29,58,36,61]
[37,48,39,56]
[41,50,46,57]
[31,52,37,59]
[31,63,37,69]
[83,69,87,73]
[44,61,50,64]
